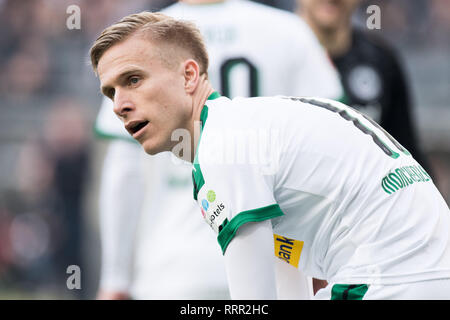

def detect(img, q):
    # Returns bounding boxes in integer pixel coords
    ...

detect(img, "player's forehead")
[97,36,159,85]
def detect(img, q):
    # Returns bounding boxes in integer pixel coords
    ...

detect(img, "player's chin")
[141,138,164,156]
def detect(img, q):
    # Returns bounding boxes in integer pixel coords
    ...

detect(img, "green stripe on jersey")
[331,284,369,300]
[218,204,284,254]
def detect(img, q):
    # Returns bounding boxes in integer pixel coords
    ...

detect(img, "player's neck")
[189,76,214,163]
[304,18,352,58]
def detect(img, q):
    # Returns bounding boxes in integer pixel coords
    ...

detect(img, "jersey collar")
[192,91,220,200]
[200,91,220,130]
[207,91,221,101]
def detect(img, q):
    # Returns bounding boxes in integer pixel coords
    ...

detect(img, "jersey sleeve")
[223,219,278,299]
[193,141,284,254]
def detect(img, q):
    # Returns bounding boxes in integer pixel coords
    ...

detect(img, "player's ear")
[183,59,200,94]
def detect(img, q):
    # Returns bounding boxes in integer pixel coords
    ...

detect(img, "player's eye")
[129,76,140,85]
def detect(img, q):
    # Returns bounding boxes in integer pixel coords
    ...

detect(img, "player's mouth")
[125,120,150,139]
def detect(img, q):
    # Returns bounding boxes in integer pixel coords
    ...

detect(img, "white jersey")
[194,92,450,286]
[96,0,342,299]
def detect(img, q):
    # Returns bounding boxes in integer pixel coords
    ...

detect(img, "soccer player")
[90,12,450,299]
[296,0,432,174]
[94,0,343,299]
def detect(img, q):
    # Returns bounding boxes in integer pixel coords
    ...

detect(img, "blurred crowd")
[0,0,448,299]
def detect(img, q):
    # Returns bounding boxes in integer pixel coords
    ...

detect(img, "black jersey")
[332,28,431,174]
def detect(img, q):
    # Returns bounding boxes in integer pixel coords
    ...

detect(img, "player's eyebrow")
[100,68,142,97]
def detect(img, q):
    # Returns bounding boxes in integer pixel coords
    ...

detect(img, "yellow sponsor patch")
[273,234,304,268]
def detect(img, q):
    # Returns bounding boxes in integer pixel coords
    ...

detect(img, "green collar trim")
[199,105,209,132]
[192,91,221,200]
[192,104,206,200]
[200,91,220,130]
[198,91,220,151]
[207,91,221,101]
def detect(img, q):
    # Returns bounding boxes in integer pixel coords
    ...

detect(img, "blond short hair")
[89,11,209,75]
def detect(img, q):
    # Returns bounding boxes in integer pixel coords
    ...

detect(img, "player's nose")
[113,89,135,118]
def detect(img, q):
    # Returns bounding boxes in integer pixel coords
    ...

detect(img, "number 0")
[220,57,259,98]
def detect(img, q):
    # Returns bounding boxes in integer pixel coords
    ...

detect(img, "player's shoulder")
[162,0,313,44]
[163,0,303,25]
[205,95,300,127]
[235,0,295,17]
[207,95,279,110]
[237,3,322,46]
[207,94,344,116]
[238,1,310,30]
[161,1,184,12]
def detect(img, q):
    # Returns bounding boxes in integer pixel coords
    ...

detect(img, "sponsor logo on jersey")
[207,190,216,202]
[202,199,209,211]
[208,203,226,229]
[200,207,207,219]
[197,186,229,234]
[381,164,431,194]
[273,234,304,268]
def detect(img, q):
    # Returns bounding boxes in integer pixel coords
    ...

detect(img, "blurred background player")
[95,0,343,299]
[297,0,432,174]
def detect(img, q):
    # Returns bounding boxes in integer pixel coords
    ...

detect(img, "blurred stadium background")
[0,0,448,299]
